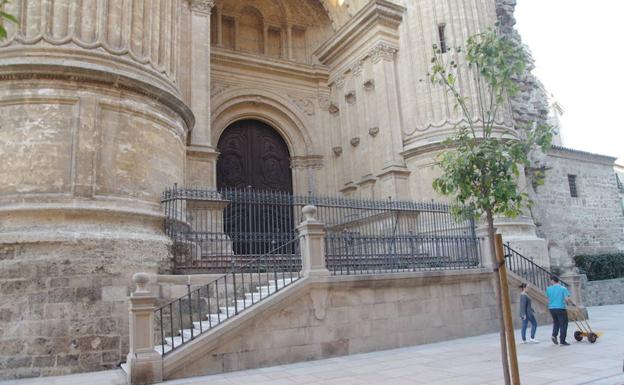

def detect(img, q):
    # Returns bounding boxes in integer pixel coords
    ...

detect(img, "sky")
[514,0,624,164]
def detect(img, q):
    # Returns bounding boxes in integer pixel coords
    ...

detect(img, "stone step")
[155,343,173,355]
[155,276,301,356]
[164,335,184,348]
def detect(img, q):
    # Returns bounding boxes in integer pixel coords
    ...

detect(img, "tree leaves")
[430,28,554,223]
[0,0,17,41]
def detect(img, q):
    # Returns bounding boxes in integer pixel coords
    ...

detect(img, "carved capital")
[189,0,215,14]
[370,43,399,63]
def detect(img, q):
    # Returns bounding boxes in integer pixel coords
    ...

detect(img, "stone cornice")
[212,48,329,84]
[0,59,194,131]
[314,0,405,71]
[548,145,617,165]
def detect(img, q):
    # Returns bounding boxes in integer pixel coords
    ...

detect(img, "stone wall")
[0,0,193,379]
[581,276,624,307]
[164,270,502,380]
[532,148,624,272]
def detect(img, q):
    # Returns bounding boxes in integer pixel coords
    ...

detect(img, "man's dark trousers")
[550,308,568,343]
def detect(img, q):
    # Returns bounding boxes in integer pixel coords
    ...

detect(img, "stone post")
[476,222,496,271]
[561,272,584,307]
[297,205,330,277]
[126,273,162,385]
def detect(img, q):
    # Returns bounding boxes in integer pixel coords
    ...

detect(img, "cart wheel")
[588,333,598,343]
[574,331,583,342]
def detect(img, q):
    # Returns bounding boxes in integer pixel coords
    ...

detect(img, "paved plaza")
[5,305,623,385]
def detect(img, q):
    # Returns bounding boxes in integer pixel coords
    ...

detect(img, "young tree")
[0,0,17,41]
[429,29,553,384]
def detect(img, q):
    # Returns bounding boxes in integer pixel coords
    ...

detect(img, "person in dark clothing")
[519,283,539,343]
[546,275,573,346]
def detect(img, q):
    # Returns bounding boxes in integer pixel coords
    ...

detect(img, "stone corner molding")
[314,0,405,66]
[189,0,215,13]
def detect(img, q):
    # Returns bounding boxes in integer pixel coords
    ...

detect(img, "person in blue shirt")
[546,275,573,346]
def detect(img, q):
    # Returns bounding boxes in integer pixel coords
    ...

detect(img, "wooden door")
[217,119,292,192]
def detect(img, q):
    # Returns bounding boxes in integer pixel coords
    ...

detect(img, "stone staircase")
[154,275,299,355]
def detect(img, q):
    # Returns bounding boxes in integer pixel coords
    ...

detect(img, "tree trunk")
[487,209,511,385]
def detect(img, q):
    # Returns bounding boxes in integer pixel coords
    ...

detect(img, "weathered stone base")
[0,238,170,379]
[163,270,508,380]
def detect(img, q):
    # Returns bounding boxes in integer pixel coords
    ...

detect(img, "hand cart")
[568,305,600,343]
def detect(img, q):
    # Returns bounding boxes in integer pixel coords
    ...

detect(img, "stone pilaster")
[185,0,218,188]
[188,0,215,147]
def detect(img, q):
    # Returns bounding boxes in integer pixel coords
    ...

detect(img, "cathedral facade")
[0,0,622,379]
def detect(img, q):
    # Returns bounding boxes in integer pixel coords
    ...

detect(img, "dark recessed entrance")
[217,119,294,258]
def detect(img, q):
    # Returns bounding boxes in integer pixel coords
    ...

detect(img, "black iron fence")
[163,186,300,273]
[313,198,481,274]
[154,238,301,355]
[504,243,567,291]
[162,186,481,274]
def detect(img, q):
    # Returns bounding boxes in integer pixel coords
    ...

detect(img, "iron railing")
[154,237,301,356]
[504,243,567,291]
[163,186,300,273]
[162,186,482,274]
[311,198,481,275]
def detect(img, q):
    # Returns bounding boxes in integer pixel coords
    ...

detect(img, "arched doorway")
[216,119,294,259]
[217,119,292,192]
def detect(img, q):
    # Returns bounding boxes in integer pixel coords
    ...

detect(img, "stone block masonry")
[163,270,506,380]
[532,148,624,271]
[582,276,624,306]
[0,240,169,379]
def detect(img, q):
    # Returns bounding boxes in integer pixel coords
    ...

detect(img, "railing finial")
[302,205,318,222]
[132,272,150,294]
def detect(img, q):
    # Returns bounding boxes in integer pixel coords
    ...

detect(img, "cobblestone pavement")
[4,305,623,385]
